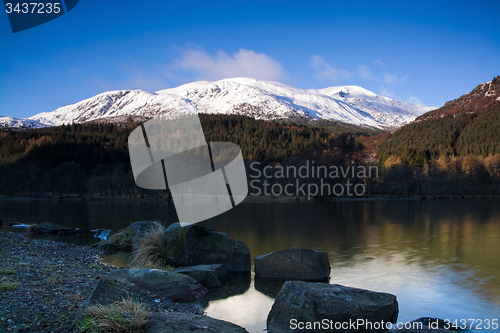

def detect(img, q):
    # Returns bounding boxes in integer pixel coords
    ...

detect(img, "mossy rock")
[164,223,250,273]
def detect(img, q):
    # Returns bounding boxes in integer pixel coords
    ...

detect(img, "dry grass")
[78,298,149,333]
[109,228,137,252]
[130,222,172,270]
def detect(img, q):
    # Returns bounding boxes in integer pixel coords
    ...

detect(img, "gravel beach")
[0,232,204,333]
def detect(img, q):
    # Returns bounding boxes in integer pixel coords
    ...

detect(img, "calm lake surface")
[1,198,499,332]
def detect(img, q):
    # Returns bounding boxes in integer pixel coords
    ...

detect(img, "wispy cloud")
[170,46,287,82]
[384,73,398,84]
[116,60,168,92]
[309,55,351,82]
[357,65,372,80]
[408,95,422,105]
[380,87,398,99]
[384,73,409,85]
[373,59,384,66]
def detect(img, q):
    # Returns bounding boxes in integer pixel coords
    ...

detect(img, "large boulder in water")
[255,248,330,282]
[267,281,399,333]
[145,312,249,333]
[164,223,251,273]
[103,268,207,302]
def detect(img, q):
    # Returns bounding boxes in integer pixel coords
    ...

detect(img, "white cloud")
[384,73,409,85]
[357,65,372,80]
[384,73,398,84]
[171,47,287,82]
[373,59,384,66]
[408,96,422,105]
[380,87,398,99]
[309,55,351,82]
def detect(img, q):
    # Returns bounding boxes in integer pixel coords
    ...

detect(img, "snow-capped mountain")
[0,116,48,129]
[3,78,435,129]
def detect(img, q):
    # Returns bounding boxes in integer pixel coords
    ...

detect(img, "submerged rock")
[145,312,248,333]
[267,281,398,333]
[174,264,226,288]
[254,248,330,282]
[164,223,251,273]
[39,222,73,234]
[103,268,208,302]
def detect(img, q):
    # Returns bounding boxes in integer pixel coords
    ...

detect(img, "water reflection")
[1,198,499,332]
[204,279,274,333]
[254,277,286,299]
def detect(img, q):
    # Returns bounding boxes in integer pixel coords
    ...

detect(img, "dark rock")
[174,264,226,288]
[164,223,251,273]
[127,221,158,247]
[388,317,458,332]
[0,218,3,227]
[103,268,208,302]
[97,241,119,255]
[145,312,248,333]
[108,221,158,251]
[93,229,115,241]
[267,281,399,333]
[255,248,330,282]
[129,221,156,238]
[39,222,73,234]
[83,277,140,308]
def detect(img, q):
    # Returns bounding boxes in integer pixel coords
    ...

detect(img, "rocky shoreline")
[0,232,204,333]
[1,223,462,333]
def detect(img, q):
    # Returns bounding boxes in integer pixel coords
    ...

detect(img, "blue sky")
[1,0,499,118]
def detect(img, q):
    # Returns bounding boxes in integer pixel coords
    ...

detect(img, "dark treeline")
[1,113,498,198]
[0,115,337,198]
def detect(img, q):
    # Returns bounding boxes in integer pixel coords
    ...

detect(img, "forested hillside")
[0,114,365,197]
[377,103,500,165]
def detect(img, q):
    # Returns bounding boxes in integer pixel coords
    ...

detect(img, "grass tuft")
[0,268,15,275]
[130,222,172,270]
[0,280,19,291]
[109,228,137,251]
[77,298,149,333]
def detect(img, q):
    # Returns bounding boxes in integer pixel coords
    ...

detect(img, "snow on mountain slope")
[16,78,434,129]
[0,116,48,129]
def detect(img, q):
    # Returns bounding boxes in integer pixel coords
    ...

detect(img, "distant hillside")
[417,75,500,120]
[377,77,500,165]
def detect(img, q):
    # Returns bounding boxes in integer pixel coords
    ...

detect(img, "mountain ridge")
[416,76,500,121]
[1,78,434,129]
